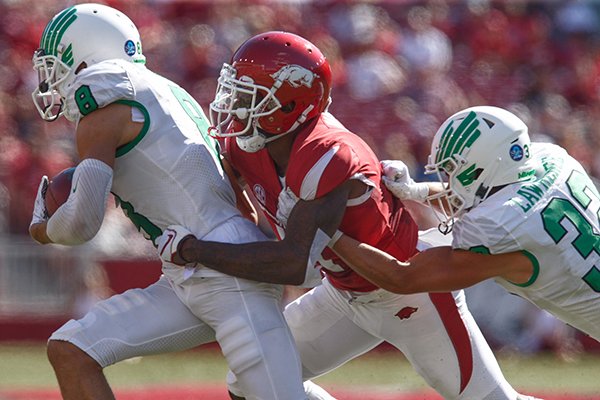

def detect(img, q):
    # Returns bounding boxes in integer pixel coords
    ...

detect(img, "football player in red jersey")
[158,32,534,400]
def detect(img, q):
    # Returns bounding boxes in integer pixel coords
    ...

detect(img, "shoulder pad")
[64,60,135,121]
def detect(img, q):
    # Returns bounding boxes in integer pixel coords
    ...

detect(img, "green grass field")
[1,343,599,398]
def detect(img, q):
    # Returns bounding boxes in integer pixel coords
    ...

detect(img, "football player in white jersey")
[28,4,332,400]
[333,106,600,342]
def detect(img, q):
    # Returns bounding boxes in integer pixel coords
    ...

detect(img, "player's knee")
[47,340,101,372]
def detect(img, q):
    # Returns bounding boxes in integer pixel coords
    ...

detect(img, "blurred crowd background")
[1,0,599,357]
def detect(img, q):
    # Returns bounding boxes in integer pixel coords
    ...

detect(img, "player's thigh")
[179,275,288,336]
[181,275,306,399]
[50,275,215,368]
[283,283,382,379]
[372,290,514,399]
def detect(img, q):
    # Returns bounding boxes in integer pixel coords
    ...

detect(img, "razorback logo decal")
[396,306,418,320]
[270,64,315,88]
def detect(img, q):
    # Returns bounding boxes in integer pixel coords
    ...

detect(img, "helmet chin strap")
[237,105,316,153]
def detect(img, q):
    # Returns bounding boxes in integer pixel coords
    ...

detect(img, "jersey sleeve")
[286,141,359,201]
[63,60,135,121]
[453,206,521,254]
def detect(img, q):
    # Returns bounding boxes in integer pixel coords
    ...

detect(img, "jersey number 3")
[542,170,600,292]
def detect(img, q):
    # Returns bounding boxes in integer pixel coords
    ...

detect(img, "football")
[46,167,76,217]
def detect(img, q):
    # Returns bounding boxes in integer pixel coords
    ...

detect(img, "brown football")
[46,167,76,217]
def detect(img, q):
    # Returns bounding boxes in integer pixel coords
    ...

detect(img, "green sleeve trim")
[114,100,150,158]
[469,245,539,287]
[508,250,540,287]
[469,245,490,255]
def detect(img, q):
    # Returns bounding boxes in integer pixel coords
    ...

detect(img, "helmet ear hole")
[281,101,295,113]
[75,62,87,74]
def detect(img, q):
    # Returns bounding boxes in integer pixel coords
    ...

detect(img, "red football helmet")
[209,31,332,152]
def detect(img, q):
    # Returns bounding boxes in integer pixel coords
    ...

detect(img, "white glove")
[156,225,195,265]
[30,175,49,227]
[276,186,299,228]
[381,160,429,202]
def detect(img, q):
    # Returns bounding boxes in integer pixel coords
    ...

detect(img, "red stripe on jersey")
[429,293,473,394]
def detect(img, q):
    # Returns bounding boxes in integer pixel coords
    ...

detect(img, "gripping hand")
[157,225,195,265]
[276,187,299,228]
[30,175,49,227]
[381,160,429,202]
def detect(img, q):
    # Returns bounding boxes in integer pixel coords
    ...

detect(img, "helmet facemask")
[31,48,73,121]
[209,63,284,152]
[425,150,500,234]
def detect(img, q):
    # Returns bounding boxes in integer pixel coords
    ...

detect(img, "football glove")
[276,186,299,228]
[381,160,429,202]
[30,175,49,227]
[157,225,195,265]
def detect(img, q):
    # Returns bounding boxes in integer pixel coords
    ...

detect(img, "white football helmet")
[425,106,536,233]
[32,3,146,121]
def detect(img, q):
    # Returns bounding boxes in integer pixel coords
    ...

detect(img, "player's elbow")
[285,258,310,286]
[47,212,102,245]
[377,268,423,294]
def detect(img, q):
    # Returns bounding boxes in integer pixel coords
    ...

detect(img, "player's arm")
[29,103,140,245]
[163,180,354,285]
[331,235,534,293]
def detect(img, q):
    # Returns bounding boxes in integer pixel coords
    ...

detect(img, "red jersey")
[224,113,418,292]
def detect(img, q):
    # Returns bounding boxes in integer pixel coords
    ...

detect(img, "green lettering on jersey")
[74,85,98,115]
[169,85,219,160]
[516,187,542,208]
[541,170,600,292]
[511,154,562,212]
[114,194,162,246]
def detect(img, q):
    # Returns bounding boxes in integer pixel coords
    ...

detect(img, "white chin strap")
[236,105,316,153]
[236,129,289,153]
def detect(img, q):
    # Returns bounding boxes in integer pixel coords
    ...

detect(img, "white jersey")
[453,142,600,340]
[54,63,309,400]
[63,59,240,246]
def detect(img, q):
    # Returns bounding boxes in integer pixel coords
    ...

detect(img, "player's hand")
[381,160,429,202]
[30,175,49,227]
[276,187,299,228]
[157,225,195,266]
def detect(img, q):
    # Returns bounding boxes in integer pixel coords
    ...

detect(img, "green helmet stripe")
[46,7,76,53]
[443,112,480,160]
[437,111,481,162]
[435,120,456,164]
[40,20,52,51]
[49,12,77,62]
[42,6,77,64]
[41,6,74,52]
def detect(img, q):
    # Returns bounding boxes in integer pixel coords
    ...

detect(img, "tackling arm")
[176,182,351,285]
[332,235,533,293]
